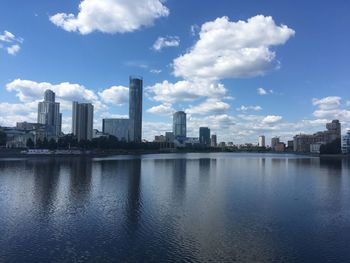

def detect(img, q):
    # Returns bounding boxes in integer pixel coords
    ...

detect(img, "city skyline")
[1,0,350,143]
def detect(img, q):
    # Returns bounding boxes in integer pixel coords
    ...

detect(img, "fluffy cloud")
[146,80,227,103]
[50,0,169,34]
[6,79,99,105]
[173,15,295,80]
[262,115,282,123]
[0,30,23,55]
[312,96,350,121]
[257,87,273,96]
[98,85,129,105]
[152,36,180,51]
[146,103,174,116]
[237,105,262,112]
[186,99,230,115]
[312,96,341,110]
[0,102,37,127]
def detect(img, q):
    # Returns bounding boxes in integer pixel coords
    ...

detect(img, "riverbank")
[0,148,349,159]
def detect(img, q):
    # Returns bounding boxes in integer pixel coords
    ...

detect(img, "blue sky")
[1,0,350,143]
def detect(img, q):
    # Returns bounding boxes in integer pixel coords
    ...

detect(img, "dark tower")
[129,76,143,143]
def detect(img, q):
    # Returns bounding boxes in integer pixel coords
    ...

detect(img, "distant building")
[129,76,143,143]
[199,127,210,146]
[37,89,62,136]
[72,102,94,141]
[287,140,294,149]
[310,143,323,154]
[185,137,200,146]
[165,132,174,143]
[258,135,266,147]
[102,76,143,143]
[294,120,342,152]
[218,142,226,148]
[16,122,44,131]
[342,131,350,154]
[154,135,166,143]
[173,111,186,138]
[102,119,133,142]
[211,134,217,147]
[271,137,280,150]
[274,142,286,152]
[92,129,107,139]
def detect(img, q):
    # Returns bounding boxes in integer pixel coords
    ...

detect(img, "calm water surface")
[0,153,349,262]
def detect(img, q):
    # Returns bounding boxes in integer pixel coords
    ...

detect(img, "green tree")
[0,131,6,146]
[26,138,34,148]
[48,138,57,150]
[320,138,341,154]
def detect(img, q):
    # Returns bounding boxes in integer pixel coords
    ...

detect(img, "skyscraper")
[129,76,143,143]
[37,89,62,136]
[271,137,280,149]
[72,102,94,141]
[173,111,186,138]
[199,127,211,146]
[211,134,217,147]
[258,135,266,147]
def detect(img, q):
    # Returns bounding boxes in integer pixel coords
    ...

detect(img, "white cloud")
[312,96,341,109]
[146,103,174,116]
[146,80,227,103]
[0,30,23,55]
[150,69,162,74]
[312,96,350,121]
[173,15,295,80]
[262,115,282,123]
[152,36,180,51]
[237,105,262,112]
[98,85,129,105]
[50,0,169,34]
[7,44,20,55]
[257,87,273,96]
[186,99,230,115]
[6,79,99,104]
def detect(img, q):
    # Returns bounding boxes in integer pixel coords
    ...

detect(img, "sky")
[1,0,350,144]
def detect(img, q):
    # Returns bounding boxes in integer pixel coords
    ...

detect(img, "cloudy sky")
[1,0,350,144]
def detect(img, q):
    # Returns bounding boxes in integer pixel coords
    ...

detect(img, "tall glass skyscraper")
[173,111,186,138]
[72,102,94,141]
[129,76,143,143]
[37,89,62,136]
[199,127,211,146]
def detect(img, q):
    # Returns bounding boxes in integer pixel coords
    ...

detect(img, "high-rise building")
[72,102,94,141]
[342,131,350,154]
[129,76,143,143]
[271,137,280,149]
[211,134,217,147]
[173,111,186,138]
[258,135,266,147]
[37,89,62,136]
[102,76,143,143]
[199,127,211,146]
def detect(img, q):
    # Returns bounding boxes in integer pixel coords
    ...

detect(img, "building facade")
[37,89,62,136]
[72,102,94,141]
[211,134,217,147]
[173,111,186,138]
[342,131,350,154]
[129,76,143,143]
[102,119,133,142]
[294,120,342,152]
[271,137,280,150]
[199,127,211,146]
[258,135,266,147]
